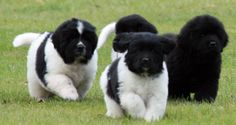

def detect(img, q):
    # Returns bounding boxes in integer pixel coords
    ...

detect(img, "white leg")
[104,95,123,118]
[120,93,146,119]
[45,74,79,100]
[144,96,167,122]
[28,79,51,100]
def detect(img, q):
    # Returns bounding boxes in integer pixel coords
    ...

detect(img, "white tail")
[13,33,41,47]
[97,22,116,49]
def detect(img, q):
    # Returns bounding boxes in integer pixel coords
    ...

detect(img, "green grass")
[0,0,236,124]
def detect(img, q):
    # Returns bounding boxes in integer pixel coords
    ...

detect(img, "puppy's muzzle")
[141,57,152,69]
[75,44,86,56]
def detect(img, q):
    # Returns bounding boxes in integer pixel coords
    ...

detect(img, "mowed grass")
[0,0,236,124]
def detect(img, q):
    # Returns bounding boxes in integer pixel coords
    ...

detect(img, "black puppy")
[97,14,157,61]
[166,15,228,102]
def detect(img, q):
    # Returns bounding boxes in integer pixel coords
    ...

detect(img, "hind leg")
[104,95,124,118]
[99,68,123,118]
[194,82,218,102]
[28,78,52,101]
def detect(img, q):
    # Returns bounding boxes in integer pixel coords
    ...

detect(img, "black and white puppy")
[97,14,157,61]
[166,15,229,102]
[13,18,98,101]
[100,32,174,122]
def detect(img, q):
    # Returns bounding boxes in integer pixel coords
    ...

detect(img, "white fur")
[12,33,41,47]
[97,22,126,61]
[111,50,127,61]
[97,22,116,49]
[100,57,168,122]
[14,32,97,101]
[77,22,84,34]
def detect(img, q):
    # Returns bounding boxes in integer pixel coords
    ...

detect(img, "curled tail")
[97,22,116,49]
[13,32,41,47]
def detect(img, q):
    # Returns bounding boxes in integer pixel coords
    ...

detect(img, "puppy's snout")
[141,58,152,66]
[77,44,85,52]
[75,44,86,56]
[209,41,217,47]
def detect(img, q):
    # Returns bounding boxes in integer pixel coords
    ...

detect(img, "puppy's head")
[52,18,97,64]
[115,14,158,34]
[114,32,174,76]
[178,15,228,56]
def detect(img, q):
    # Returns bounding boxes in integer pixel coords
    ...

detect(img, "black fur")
[107,58,120,104]
[36,33,51,86]
[52,18,97,64]
[113,14,158,53]
[115,14,158,34]
[162,33,178,44]
[166,15,229,102]
[114,32,174,76]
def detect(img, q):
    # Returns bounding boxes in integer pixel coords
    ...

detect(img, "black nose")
[141,57,150,64]
[209,41,217,47]
[77,44,85,52]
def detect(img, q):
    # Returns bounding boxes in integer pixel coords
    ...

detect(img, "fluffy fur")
[13,18,98,101]
[100,32,174,122]
[166,15,229,102]
[97,14,157,61]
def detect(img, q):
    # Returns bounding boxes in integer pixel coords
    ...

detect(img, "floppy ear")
[219,28,229,48]
[160,35,176,54]
[113,33,133,52]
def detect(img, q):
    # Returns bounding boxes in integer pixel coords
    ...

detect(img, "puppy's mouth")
[74,47,86,57]
[138,58,156,75]
[75,50,86,57]
[139,66,157,76]
[142,67,150,71]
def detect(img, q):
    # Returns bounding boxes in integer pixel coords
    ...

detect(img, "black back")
[36,33,51,86]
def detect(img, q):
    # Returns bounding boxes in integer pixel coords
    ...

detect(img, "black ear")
[160,34,176,54]
[219,28,229,48]
[113,33,133,52]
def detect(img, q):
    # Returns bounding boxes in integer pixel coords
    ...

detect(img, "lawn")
[0,0,236,124]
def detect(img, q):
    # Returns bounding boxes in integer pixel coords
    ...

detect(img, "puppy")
[166,15,229,102]
[13,18,98,101]
[97,14,157,61]
[100,32,174,122]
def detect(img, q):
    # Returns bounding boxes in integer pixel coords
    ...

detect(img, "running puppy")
[100,32,174,121]
[13,18,98,101]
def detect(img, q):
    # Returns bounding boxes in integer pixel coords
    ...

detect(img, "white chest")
[117,58,168,101]
[44,42,97,87]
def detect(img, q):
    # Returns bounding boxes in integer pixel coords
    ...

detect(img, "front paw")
[59,88,79,100]
[144,112,163,122]
[128,109,146,119]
